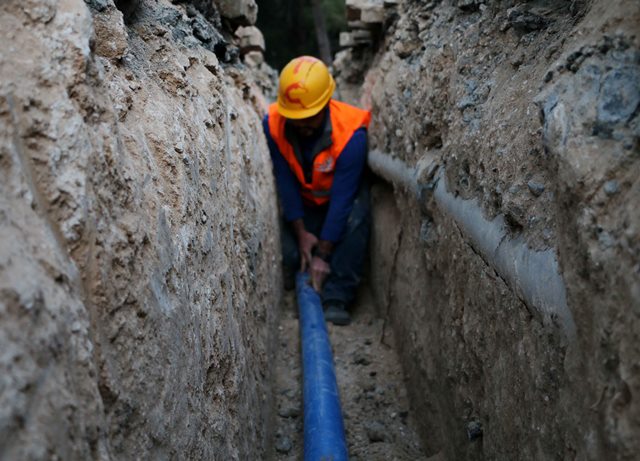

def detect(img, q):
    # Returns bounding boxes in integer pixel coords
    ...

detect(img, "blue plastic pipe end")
[296,272,349,461]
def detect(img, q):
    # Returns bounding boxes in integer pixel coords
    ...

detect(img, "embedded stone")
[235,25,265,53]
[604,180,620,195]
[214,0,258,25]
[527,180,545,197]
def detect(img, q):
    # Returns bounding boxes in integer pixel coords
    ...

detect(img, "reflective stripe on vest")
[268,99,371,206]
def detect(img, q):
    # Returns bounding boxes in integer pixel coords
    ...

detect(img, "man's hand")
[310,256,330,292]
[291,219,334,291]
[309,240,334,292]
[292,219,317,272]
[298,230,318,272]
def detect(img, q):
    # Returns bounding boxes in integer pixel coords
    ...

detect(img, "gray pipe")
[368,149,576,341]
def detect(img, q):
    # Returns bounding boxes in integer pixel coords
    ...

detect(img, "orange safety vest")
[268,99,371,206]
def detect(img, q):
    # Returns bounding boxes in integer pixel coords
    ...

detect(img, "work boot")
[323,302,351,326]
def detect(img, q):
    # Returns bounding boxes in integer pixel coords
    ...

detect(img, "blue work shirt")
[263,114,367,242]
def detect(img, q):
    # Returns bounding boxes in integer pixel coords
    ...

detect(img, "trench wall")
[0,0,280,459]
[336,0,639,459]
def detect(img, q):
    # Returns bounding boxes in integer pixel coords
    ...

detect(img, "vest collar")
[284,107,334,181]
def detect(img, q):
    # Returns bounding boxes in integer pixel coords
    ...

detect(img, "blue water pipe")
[296,272,348,461]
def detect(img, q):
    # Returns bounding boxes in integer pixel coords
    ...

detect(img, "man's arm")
[307,128,367,291]
[263,116,318,272]
[263,116,304,222]
[319,128,368,247]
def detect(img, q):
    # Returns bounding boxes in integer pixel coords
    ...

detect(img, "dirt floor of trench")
[271,283,427,460]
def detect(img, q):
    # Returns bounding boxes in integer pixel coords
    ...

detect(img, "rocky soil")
[336,0,639,459]
[1,0,280,459]
[272,288,426,461]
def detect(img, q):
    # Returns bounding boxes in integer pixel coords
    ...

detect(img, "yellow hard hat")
[276,56,335,119]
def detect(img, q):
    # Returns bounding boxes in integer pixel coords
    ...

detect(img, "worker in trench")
[263,56,371,326]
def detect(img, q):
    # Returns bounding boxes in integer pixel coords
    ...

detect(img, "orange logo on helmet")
[284,81,308,108]
[284,57,321,108]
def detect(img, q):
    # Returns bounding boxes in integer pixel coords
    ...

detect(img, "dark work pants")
[281,182,371,307]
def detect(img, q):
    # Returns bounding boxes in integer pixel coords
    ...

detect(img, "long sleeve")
[320,128,367,242]
[263,115,304,222]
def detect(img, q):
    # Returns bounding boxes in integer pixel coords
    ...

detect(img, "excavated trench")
[1,0,639,460]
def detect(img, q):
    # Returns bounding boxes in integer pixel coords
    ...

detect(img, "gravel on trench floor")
[272,286,427,461]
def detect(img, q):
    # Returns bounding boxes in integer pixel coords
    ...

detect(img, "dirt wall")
[0,0,279,459]
[336,0,639,459]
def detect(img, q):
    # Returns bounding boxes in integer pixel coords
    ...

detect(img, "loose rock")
[275,436,293,454]
[365,420,387,443]
[278,404,301,419]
